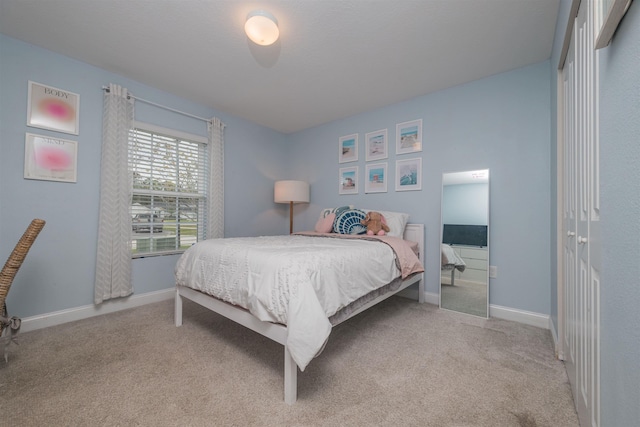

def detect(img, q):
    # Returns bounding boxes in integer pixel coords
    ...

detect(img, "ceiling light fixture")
[245,10,279,46]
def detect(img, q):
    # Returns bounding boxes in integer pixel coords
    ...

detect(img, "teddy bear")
[361,211,390,236]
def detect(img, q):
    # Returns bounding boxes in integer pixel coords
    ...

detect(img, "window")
[129,123,209,256]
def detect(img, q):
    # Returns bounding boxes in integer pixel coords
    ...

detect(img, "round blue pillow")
[333,209,367,234]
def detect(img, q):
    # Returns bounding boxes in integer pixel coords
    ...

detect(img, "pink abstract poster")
[27,81,80,135]
[24,133,77,183]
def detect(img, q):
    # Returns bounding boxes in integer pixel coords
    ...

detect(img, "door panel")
[563,32,577,390]
[561,1,600,426]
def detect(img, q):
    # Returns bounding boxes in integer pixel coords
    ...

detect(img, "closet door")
[561,1,601,426]
[562,27,578,408]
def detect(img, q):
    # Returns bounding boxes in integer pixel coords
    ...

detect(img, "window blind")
[129,126,209,256]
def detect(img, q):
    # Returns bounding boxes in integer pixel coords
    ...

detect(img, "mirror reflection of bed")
[440,169,489,318]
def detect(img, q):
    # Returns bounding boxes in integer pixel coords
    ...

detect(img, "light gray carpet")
[0,297,578,426]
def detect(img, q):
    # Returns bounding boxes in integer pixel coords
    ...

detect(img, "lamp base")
[289,201,294,234]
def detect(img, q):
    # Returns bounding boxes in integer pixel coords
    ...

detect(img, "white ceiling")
[0,0,560,134]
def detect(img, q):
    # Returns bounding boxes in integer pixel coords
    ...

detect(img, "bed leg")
[451,269,456,287]
[284,346,297,404]
[418,276,425,304]
[174,288,183,327]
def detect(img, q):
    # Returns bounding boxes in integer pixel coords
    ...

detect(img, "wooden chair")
[0,218,45,361]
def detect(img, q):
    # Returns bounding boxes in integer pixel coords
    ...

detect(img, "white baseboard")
[401,288,550,330]
[423,292,439,305]
[18,287,550,334]
[396,287,439,305]
[489,304,550,329]
[19,288,175,333]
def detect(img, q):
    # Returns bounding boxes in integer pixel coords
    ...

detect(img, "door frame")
[555,69,565,361]
[555,0,581,362]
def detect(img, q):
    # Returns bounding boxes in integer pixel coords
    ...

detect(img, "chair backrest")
[0,219,46,334]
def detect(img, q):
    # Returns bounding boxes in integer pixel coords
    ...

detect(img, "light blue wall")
[1,35,553,320]
[2,34,554,322]
[0,35,288,318]
[442,183,489,225]
[288,61,551,314]
[598,2,640,425]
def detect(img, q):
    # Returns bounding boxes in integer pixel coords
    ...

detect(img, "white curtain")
[94,84,134,304]
[207,118,225,239]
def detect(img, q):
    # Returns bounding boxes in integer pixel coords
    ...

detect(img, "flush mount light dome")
[245,10,279,46]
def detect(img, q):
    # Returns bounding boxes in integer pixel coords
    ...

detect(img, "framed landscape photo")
[27,81,80,135]
[365,128,388,161]
[338,134,358,163]
[339,166,359,195]
[24,133,78,183]
[395,157,421,192]
[396,119,422,154]
[365,162,388,193]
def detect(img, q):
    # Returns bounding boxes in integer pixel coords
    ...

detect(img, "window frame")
[129,121,209,258]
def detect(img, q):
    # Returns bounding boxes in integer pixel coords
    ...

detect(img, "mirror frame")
[439,169,490,318]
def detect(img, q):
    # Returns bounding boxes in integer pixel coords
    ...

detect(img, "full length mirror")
[440,169,489,318]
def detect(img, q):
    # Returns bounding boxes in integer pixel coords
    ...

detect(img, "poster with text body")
[27,81,80,135]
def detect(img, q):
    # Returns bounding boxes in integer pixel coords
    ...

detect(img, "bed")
[441,243,466,287]
[174,222,424,404]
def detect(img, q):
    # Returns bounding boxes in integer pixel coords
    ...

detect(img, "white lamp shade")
[245,10,280,46]
[274,180,309,204]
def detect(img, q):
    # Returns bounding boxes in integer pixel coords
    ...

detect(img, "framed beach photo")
[396,119,422,155]
[365,128,388,161]
[339,166,359,195]
[27,81,80,135]
[24,133,78,183]
[365,162,388,194]
[338,134,358,163]
[395,157,421,192]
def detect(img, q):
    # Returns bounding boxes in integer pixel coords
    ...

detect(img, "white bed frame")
[174,224,424,404]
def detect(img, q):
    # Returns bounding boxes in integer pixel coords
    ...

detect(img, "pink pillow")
[315,213,335,233]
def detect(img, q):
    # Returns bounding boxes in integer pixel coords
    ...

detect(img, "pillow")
[333,208,367,235]
[318,205,353,233]
[319,205,353,219]
[314,212,335,233]
[362,209,409,238]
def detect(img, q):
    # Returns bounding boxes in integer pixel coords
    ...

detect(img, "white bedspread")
[175,235,405,371]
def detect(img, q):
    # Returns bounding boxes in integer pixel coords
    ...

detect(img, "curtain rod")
[102,86,211,123]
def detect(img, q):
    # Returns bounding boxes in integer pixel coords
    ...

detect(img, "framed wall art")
[395,157,421,192]
[24,133,78,183]
[396,119,422,155]
[339,166,359,195]
[365,128,388,161]
[27,81,80,135]
[338,134,358,163]
[365,162,388,193]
